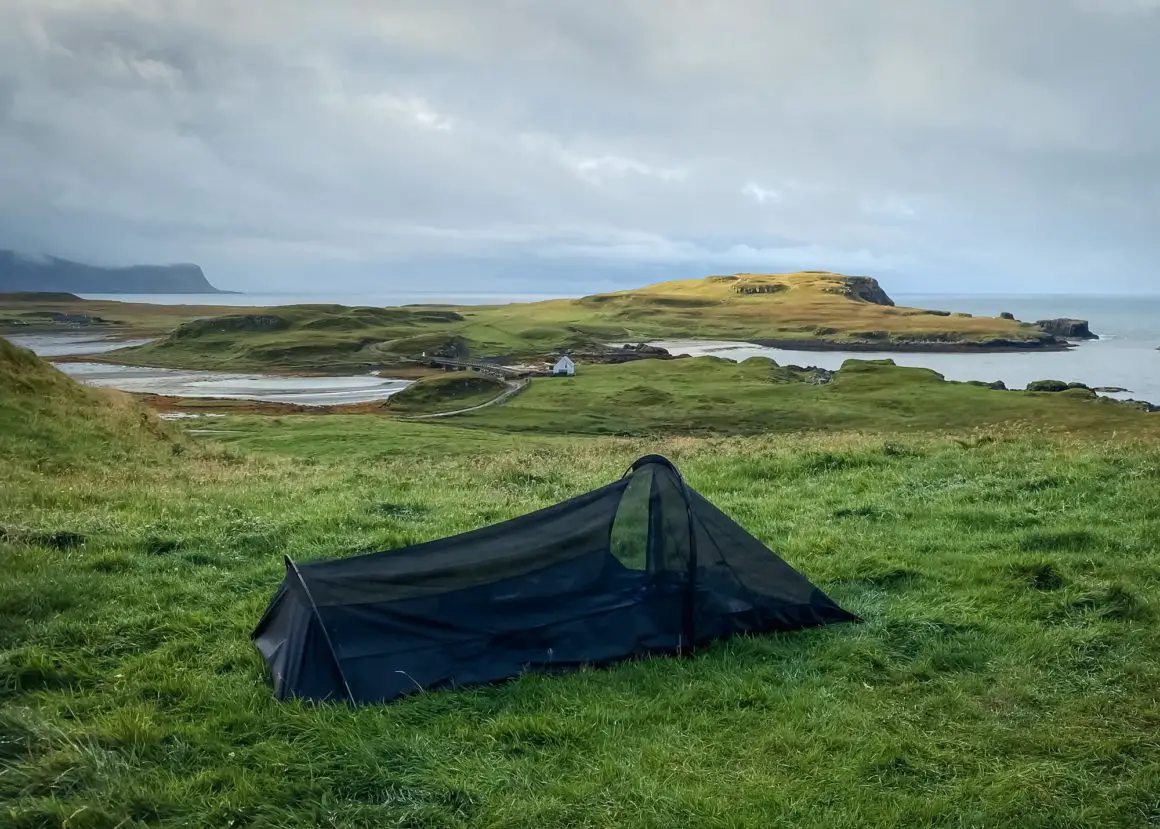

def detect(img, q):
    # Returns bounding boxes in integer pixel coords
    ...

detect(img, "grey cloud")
[0,0,1157,293]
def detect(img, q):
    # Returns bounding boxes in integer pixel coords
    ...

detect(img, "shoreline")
[45,351,437,379]
[749,338,1075,354]
[131,393,394,416]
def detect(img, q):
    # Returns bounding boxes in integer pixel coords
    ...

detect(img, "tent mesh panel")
[253,455,856,704]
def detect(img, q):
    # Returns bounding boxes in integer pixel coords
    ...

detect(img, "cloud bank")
[1,0,1158,293]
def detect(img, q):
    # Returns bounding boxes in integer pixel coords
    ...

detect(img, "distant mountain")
[0,250,227,294]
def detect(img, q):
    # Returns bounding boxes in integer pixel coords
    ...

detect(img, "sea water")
[653,294,1160,403]
[6,334,412,406]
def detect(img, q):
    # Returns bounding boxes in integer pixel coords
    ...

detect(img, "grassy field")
[3,272,1060,375]
[454,356,1160,438]
[0,293,257,337]
[3,342,1160,827]
[385,374,509,414]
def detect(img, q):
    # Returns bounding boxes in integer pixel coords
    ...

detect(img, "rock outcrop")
[0,250,224,294]
[1026,379,1101,399]
[2,310,110,328]
[620,343,672,357]
[731,282,788,295]
[171,314,290,338]
[1026,379,1071,392]
[50,313,109,326]
[999,312,1016,321]
[967,380,1008,390]
[581,343,678,364]
[1035,318,1096,339]
[837,276,895,306]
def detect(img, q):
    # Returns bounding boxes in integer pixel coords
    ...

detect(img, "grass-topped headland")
[573,272,1059,350]
[3,271,1081,375]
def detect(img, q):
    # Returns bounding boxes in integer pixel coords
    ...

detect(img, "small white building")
[551,355,576,376]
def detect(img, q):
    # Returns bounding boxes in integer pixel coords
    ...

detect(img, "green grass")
[5,272,1058,374]
[456,356,1160,438]
[0,337,183,470]
[3,417,1160,827]
[386,373,508,414]
[0,295,254,337]
[4,343,1160,827]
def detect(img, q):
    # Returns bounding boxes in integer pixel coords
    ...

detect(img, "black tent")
[253,454,856,704]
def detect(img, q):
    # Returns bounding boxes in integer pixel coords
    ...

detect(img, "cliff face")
[837,276,895,306]
[0,250,223,294]
[1035,318,1097,339]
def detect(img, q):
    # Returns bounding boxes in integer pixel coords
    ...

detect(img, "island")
[43,271,1096,375]
[0,250,226,294]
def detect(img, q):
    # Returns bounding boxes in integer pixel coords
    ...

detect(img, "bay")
[6,333,412,407]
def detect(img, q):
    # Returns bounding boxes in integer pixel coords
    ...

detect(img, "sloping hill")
[117,305,468,371]
[0,336,180,468]
[387,373,507,414]
[569,272,1053,349]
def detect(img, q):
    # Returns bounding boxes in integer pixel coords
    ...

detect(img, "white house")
[551,355,576,376]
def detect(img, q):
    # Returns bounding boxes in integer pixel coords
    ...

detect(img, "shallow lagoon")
[7,334,412,406]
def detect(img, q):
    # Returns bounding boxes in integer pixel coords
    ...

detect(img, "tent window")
[609,467,653,569]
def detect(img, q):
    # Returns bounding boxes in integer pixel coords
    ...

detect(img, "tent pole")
[678,472,698,655]
[629,456,699,655]
[284,555,355,703]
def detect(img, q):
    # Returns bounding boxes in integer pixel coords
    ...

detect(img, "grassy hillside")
[455,356,1160,437]
[108,305,470,372]
[18,272,1064,374]
[564,272,1050,347]
[2,413,1159,826]
[387,373,507,414]
[0,336,181,469]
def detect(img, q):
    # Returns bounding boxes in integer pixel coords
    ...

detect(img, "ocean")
[64,291,1160,405]
[651,294,1160,404]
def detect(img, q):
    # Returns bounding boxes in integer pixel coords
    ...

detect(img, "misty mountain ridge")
[0,250,226,294]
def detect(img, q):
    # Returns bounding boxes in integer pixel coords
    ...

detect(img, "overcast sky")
[1,0,1158,294]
